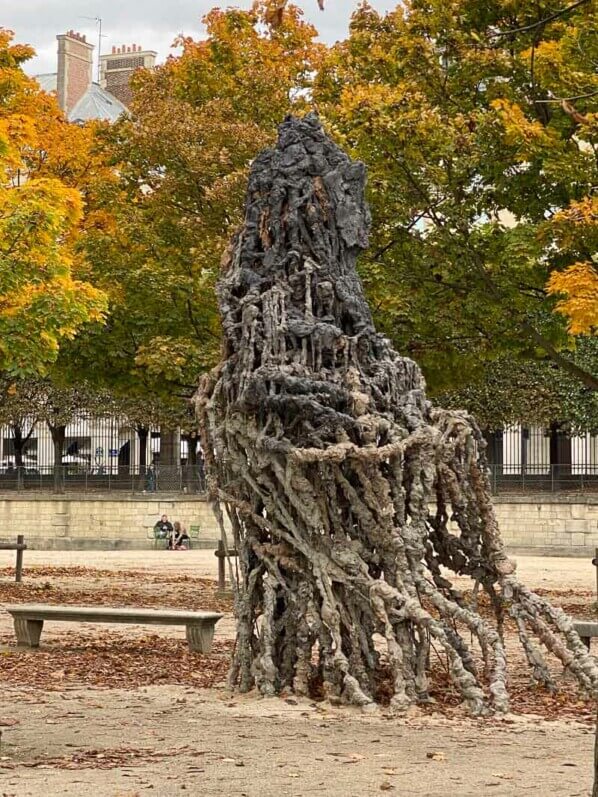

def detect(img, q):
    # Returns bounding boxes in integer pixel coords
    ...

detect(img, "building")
[99,44,157,107]
[34,30,155,123]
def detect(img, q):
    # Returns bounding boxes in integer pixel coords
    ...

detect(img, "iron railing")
[0,463,595,496]
[488,464,598,495]
[0,465,206,495]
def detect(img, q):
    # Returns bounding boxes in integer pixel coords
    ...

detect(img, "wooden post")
[15,535,24,583]
[217,539,226,593]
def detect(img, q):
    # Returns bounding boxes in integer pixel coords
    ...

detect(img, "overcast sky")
[4,1,399,78]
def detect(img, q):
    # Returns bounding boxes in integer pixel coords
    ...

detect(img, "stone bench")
[572,620,598,650]
[3,604,223,653]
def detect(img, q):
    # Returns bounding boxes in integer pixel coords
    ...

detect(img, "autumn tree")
[0,29,106,376]
[439,336,598,434]
[75,2,323,403]
[314,0,597,393]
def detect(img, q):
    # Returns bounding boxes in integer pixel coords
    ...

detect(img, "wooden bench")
[3,604,223,653]
[572,620,598,650]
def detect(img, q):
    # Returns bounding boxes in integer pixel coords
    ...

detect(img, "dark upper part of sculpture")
[217,113,425,419]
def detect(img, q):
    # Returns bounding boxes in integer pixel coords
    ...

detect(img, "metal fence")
[489,464,598,495]
[0,465,206,495]
[0,462,595,496]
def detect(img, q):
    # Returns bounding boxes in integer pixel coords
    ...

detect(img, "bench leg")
[14,618,44,648]
[186,623,215,653]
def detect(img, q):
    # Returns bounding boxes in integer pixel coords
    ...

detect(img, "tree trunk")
[12,424,24,490]
[183,433,199,491]
[159,428,180,491]
[197,114,598,712]
[159,428,180,466]
[49,424,66,494]
[136,425,149,479]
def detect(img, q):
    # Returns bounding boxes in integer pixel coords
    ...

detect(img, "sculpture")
[197,113,597,712]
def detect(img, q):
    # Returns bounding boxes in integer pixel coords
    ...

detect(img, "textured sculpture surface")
[198,114,597,711]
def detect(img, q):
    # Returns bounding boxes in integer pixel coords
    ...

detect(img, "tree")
[74,2,323,400]
[199,114,597,710]
[439,336,598,434]
[31,381,110,493]
[0,29,106,376]
[0,378,42,487]
[546,198,598,334]
[313,1,598,392]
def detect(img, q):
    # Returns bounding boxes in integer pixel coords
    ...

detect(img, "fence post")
[15,534,24,583]
[551,464,555,493]
[217,539,226,593]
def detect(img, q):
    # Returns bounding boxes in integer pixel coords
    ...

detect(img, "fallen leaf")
[426,751,446,762]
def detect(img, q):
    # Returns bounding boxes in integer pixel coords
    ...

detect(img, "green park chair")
[188,524,201,548]
[147,526,165,550]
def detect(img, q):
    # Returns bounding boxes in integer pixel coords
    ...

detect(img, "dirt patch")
[1,687,594,796]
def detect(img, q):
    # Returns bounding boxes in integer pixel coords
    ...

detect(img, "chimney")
[99,45,157,107]
[56,31,94,116]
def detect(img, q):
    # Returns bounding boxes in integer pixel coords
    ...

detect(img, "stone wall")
[0,494,596,554]
[493,495,598,556]
[0,496,221,550]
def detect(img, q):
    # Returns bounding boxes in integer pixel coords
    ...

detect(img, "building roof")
[35,73,127,123]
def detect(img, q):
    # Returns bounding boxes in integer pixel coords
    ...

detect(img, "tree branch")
[490,0,591,37]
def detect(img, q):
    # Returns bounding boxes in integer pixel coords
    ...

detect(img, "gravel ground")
[0,550,596,796]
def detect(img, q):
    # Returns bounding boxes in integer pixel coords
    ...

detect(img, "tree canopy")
[73,3,323,400]
[2,2,595,434]
[313,0,597,392]
[0,29,106,376]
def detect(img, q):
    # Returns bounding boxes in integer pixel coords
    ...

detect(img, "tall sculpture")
[198,114,597,712]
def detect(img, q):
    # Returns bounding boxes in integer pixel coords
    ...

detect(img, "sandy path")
[2,687,594,797]
[2,549,595,591]
[1,550,596,796]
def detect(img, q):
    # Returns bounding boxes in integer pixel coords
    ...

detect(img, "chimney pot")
[112,46,116,54]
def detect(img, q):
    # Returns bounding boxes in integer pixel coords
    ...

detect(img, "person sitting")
[154,514,173,543]
[170,521,190,550]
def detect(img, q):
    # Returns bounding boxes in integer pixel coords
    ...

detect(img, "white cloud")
[4,0,398,77]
